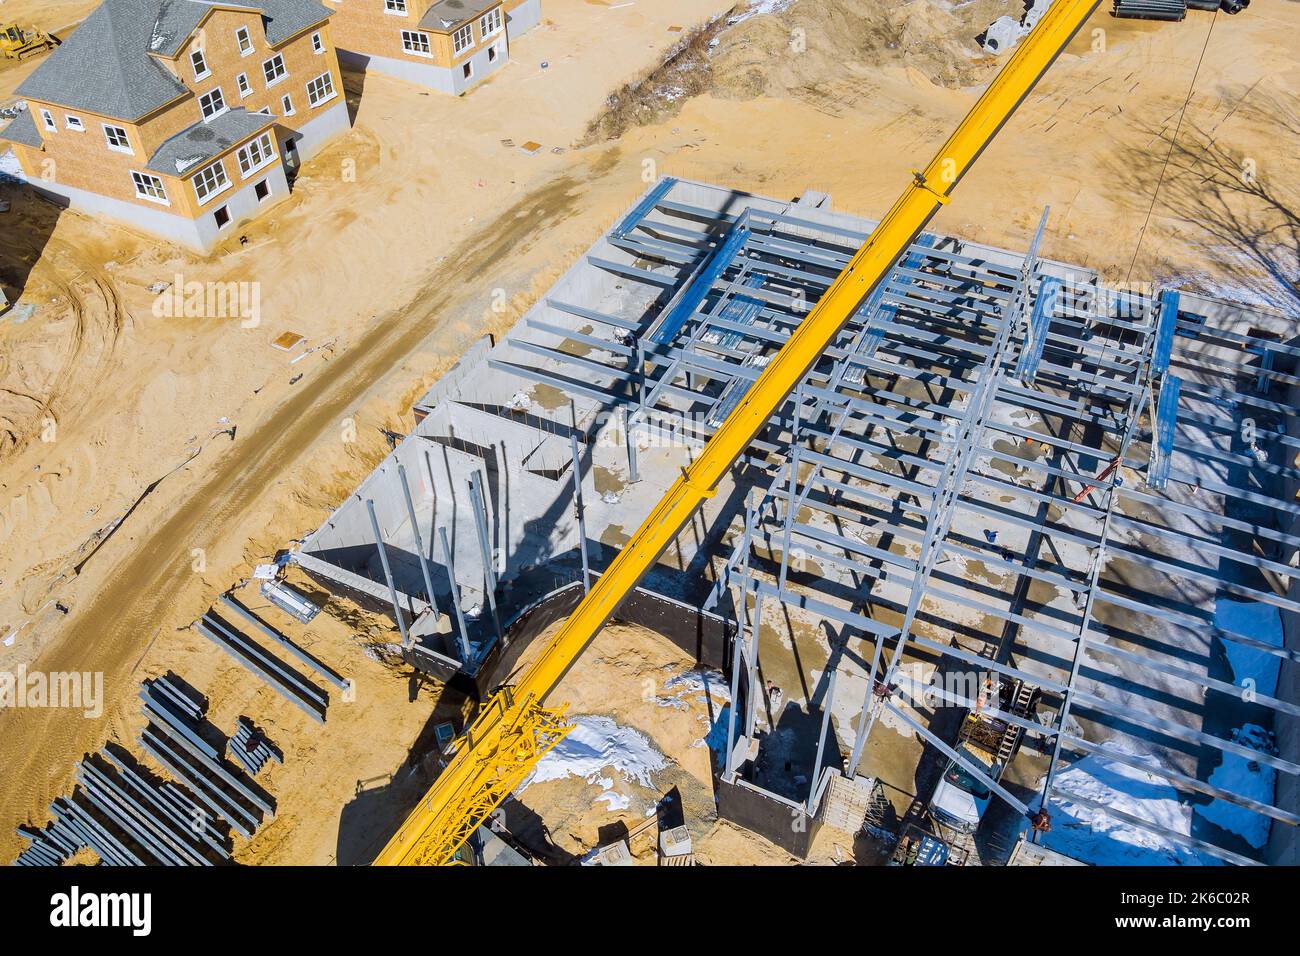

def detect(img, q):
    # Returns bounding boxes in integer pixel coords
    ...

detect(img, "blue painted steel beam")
[1148,374,1181,490]
[611,177,677,240]
[1015,275,1061,383]
[1151,288,1181,375]
[652,213,753,345]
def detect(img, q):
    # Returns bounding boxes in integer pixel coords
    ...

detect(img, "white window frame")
[312,31,324,54]
[479,8,501,41]
[192,159,230,205]
[400,30,432,57]
[452,23,473,54]
[236,132,276,177]
[237,72,251,97]
[306,70,337,107]
[131,170,169,205]
[236,26,254,56]
[198,87,227,121]
[102,124,132,154]
[40,108,56,132]
[280,93,295,116]
[65,114,85,131]
[263,53,287,87]
[384,0,408,14]
[190,48,210,80]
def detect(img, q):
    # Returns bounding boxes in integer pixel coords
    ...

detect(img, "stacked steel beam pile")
[192,595,340,724]
[14,675,277,865]
[228,716,283,777]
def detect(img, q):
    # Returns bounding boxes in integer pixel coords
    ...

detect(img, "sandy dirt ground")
[0,0,746,864]
[507,621,860,864]
[2,0,1298,863]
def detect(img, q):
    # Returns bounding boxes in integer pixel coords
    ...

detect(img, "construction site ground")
[2,0,1299,863]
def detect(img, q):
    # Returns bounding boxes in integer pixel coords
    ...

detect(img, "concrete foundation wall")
[13,165,290,252]
[280,100,351,165]
[716,777,820,858]
[429,579,735,698]
[338,38,509,95]
[505,0,543,38]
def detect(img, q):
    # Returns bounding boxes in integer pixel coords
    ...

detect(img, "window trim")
[102,123,132,154]
[400,30,432,58]
[190,48,210,80]
[262,53,288,88]
[192,158,230,206]
[452,23,473,54]
[131,170,169,205]
[198,87,228,122]
[236,26,254,56]
[65,114,85,131]
[462,60,473,81]
[237,72,251,98]
[312,31,324,54]
[384,0,408,14]
[40,108,56,132]
[306,70,337,107]
[479,8,502,41]
[280,93,295,117]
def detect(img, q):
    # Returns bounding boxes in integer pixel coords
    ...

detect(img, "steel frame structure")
[486,178,1299,865]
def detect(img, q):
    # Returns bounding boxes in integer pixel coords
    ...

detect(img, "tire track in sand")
[0,172,587,855]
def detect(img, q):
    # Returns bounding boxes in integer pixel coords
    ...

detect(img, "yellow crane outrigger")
[374,0,1105,866]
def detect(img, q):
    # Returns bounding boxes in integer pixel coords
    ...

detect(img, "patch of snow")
[663,668,731,705]
[1196,724,1276,850]
[1214,597,1282,698]
[0,149,24,182]
[505,390,531,411]
[174,155,204,174]
[524,714,667,792]
[1036,741,1218,866]
[595,790,631,812]
[727,0,797,26]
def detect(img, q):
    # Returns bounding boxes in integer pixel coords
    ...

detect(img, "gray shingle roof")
[420,0,500,31]
[0,109,44,149]
[151,0,333,57]
[18,0,190,121]
[17,0,333,121]
[146,106,274,174]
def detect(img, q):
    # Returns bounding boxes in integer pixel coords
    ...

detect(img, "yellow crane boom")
[374,0,1104,866]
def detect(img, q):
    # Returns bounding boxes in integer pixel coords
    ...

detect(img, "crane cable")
[1123,8,1220,288]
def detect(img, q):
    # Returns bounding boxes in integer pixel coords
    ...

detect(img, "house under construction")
[297,176,1299,866]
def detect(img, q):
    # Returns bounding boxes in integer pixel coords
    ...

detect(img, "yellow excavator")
[1,24,61,60]
[373,0,1151,865]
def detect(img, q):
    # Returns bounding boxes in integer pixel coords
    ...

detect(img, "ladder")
[996,680,1037,765]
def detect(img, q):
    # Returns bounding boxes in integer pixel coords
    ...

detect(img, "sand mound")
[583,0,1016,141]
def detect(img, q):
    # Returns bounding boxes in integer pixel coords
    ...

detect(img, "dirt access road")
[0,0,741,858]
[5,0,1298,859]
